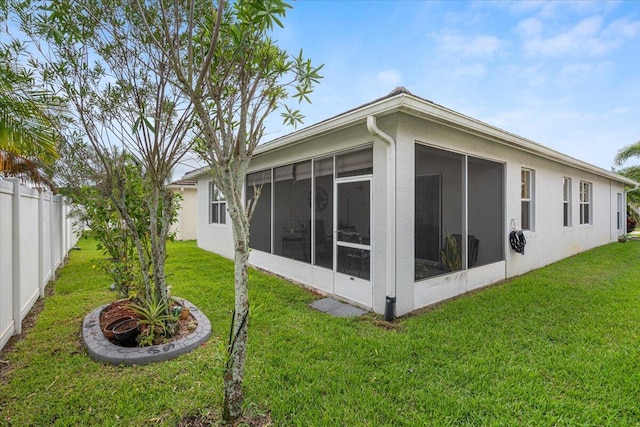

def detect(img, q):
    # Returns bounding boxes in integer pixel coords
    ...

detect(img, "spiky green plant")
[128,295,178,346]
[440,233,462,272]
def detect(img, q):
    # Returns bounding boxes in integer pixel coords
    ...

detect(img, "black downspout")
[384,296,396,322]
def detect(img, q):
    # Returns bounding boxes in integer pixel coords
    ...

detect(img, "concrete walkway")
[310,297,368,318]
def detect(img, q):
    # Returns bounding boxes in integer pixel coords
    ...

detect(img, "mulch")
[99,299,198,345]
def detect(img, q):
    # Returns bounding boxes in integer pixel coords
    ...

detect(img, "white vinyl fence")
[0,178,81,351]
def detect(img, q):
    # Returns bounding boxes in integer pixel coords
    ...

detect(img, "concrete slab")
[310,297,343,312]
[310,297,368,318]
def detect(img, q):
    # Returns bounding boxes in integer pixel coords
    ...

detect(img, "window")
[468,157,504,267]
[617,193,623,231]
[414,144,505,282]
[208,181,226,224]
[247,170,272,252]
[563,177,571,227]
[244,147,373,267]
[313,157,334,269]
[521,169,534,231]
[579,181,592,225]
[414,145,464,280]
[274,160,312,263]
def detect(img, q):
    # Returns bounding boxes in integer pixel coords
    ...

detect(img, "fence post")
[38,191,45,298]
[9,179,21,336]
[59,197,64,268]
[49,195,56,282]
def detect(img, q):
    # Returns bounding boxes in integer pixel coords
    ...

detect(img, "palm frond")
[614,141,640,166]
[0,149,56,190]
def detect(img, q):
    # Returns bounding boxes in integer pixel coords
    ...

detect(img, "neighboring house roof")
[167,179,197,189]
[183,88,638,187]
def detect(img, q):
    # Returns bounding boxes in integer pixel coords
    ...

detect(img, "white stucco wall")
[397,114,625,311]
[170,187,198,241]
[196,178,235,259]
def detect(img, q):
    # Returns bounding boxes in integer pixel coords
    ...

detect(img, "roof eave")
[397,96,638,187]
[184,91,638,187]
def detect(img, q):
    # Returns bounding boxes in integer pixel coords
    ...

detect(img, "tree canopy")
[0,11,60,188]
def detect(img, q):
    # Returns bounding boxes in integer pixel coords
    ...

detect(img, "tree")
[0,7,60,188]
[614,141,640,230]
[132,0,322,421]
[60,145,151,298]
[615,140,640,166]
[17,0,196,310]
[16,0,320,421]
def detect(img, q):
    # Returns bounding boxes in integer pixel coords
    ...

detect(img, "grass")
[1,237,640,426]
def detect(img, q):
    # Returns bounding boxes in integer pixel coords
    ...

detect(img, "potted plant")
[129,295,179,347]
[112,318,141,346]
[102,316,134,340]
[618,234,628,243]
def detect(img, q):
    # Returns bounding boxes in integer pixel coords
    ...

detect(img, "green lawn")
[2,238,640,426]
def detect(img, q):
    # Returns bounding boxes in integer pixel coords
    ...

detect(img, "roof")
[167,178,197,188]
[184,88,638,187]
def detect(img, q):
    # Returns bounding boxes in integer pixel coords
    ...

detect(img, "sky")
[228,0,640,179]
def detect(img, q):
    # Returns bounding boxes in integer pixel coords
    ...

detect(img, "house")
[167,179,197,241]
[185,88,637,319]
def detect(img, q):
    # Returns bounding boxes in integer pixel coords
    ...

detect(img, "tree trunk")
[149,185,171,308]
[222,184,251,423]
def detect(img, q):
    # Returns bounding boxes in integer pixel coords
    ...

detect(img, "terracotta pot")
[112,318,140,346]
[103,316,134,340]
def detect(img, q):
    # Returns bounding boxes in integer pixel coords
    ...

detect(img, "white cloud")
[501,0,620,19]
[374,69,402,88]
[435,31,504,57]
[518,15,640,58]
[558,61,613,82]
[516,18,543,38]
[451,64,488,78]
[603,17,640,39]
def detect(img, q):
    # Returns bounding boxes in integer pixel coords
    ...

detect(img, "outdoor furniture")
[282,220,307,260]
[453,234,480,267]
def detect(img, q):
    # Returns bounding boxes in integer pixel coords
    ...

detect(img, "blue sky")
[258,0,640,173]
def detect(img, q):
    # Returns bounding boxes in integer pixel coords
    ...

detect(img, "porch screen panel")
[415,145,464,281]
[313,157,333,269]
[468,157,504,267]
[247,170,272,253]
[274,161,312,263]
[337,180,371,280]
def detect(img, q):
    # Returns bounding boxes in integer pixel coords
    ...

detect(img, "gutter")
[366,115,396,321]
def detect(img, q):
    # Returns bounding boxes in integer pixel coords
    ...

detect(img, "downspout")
[367,116,396,321]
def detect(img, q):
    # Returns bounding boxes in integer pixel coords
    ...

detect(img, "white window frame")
[563,177,572,227]
[521,168,534,231]
[579,181,592,225]
[209,181,226,225]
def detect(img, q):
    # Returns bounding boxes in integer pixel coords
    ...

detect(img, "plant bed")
[83,298,211,365]
[99,299,196,346]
